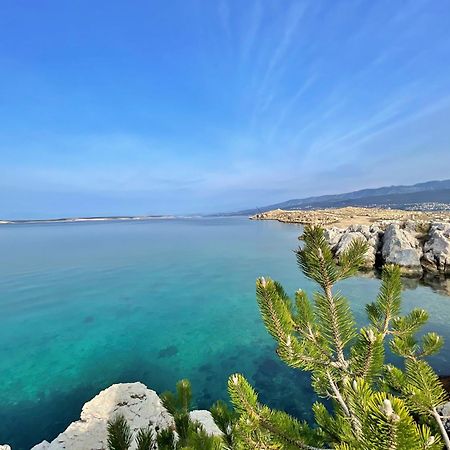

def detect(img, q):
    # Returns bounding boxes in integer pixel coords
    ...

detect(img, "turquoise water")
[1,217,450,449]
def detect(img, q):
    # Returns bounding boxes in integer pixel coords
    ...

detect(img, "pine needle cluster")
[227,225,450,449]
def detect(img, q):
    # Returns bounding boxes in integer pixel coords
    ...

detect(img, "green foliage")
[227,225,450,449]
[161,378,192,416]
[107,414,133,450]
[156,420,224,450]
[135,427,153,450]
[210,400,237,447]
[158,379,227,450]
[107,380,227,450]
[228,373,326,449]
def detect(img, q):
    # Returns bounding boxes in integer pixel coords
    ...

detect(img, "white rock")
[335,231,378,267]
[382,224,423,274]
[32,383,174,450]
[422,223,450,274]
[0,445,12,450]
[189,410,223,436]
[323,227,344,249]
[30,442,49,450]
[335,231,365,255]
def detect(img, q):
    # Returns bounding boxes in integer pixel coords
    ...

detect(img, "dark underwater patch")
[157,345,179,358]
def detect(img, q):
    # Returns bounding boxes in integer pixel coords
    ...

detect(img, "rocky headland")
[251,207,450,278]
[251,206,450,228]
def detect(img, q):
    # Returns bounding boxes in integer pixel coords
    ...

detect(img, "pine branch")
[228,374,330,450]
[366,264,402,336]
[350,328,384,380]
[256,277,294,343]
[135,427,154,450]
[107,414,133,450]
[337,238,369,280]
[296,226,338,291]
[325,370,351,418]
[314,291,354,369]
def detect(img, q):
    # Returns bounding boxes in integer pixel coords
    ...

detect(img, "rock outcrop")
[252,206,450,228]
[30,382,221,450]
[189,410,222,436]
[422,223,450,274]
[325,224,381,269]
[255,207,450,278]
[321,221,450,277]
[381,223,423,275]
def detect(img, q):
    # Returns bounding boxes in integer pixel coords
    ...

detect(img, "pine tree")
[227,225,450,449]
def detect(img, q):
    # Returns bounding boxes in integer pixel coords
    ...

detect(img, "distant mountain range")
[229,179,450,215]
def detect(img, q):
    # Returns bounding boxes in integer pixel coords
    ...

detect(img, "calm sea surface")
[1,217,450,449]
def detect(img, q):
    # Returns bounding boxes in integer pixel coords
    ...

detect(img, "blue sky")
[1,0,450,218]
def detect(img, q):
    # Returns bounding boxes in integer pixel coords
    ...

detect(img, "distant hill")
[229,179,450,215]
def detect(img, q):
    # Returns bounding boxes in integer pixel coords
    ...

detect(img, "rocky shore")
[324,221,450,277]
[251,206,450,228]
[0,383,221,450]
[251,207,450,278]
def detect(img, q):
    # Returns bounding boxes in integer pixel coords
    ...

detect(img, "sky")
[1,0,450,218]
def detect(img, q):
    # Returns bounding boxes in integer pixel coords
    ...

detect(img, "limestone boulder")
[30,443,49,450]
[31,383,174,450]
[334,230,379,268]
[422,223,450,274]
[189,410,222,436]
[323,227,345,249]
[31,441,50,450]
[382,224,423,275]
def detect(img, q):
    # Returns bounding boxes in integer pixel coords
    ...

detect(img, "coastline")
[0,215,190,225]
[251,206,450,289]
[250,206,450,227]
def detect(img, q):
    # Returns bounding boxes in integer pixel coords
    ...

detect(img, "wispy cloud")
[266,74,317,143]
[249,1,309,127]
[240,0,262,63]
[261,2,308,86]
[1,0,450,216]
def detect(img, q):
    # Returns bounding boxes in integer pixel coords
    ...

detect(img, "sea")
[1,217,450,449]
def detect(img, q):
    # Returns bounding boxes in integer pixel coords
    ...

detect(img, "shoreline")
[250,206,450,227]
[0,215,196,225]
[252,207,450,289]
